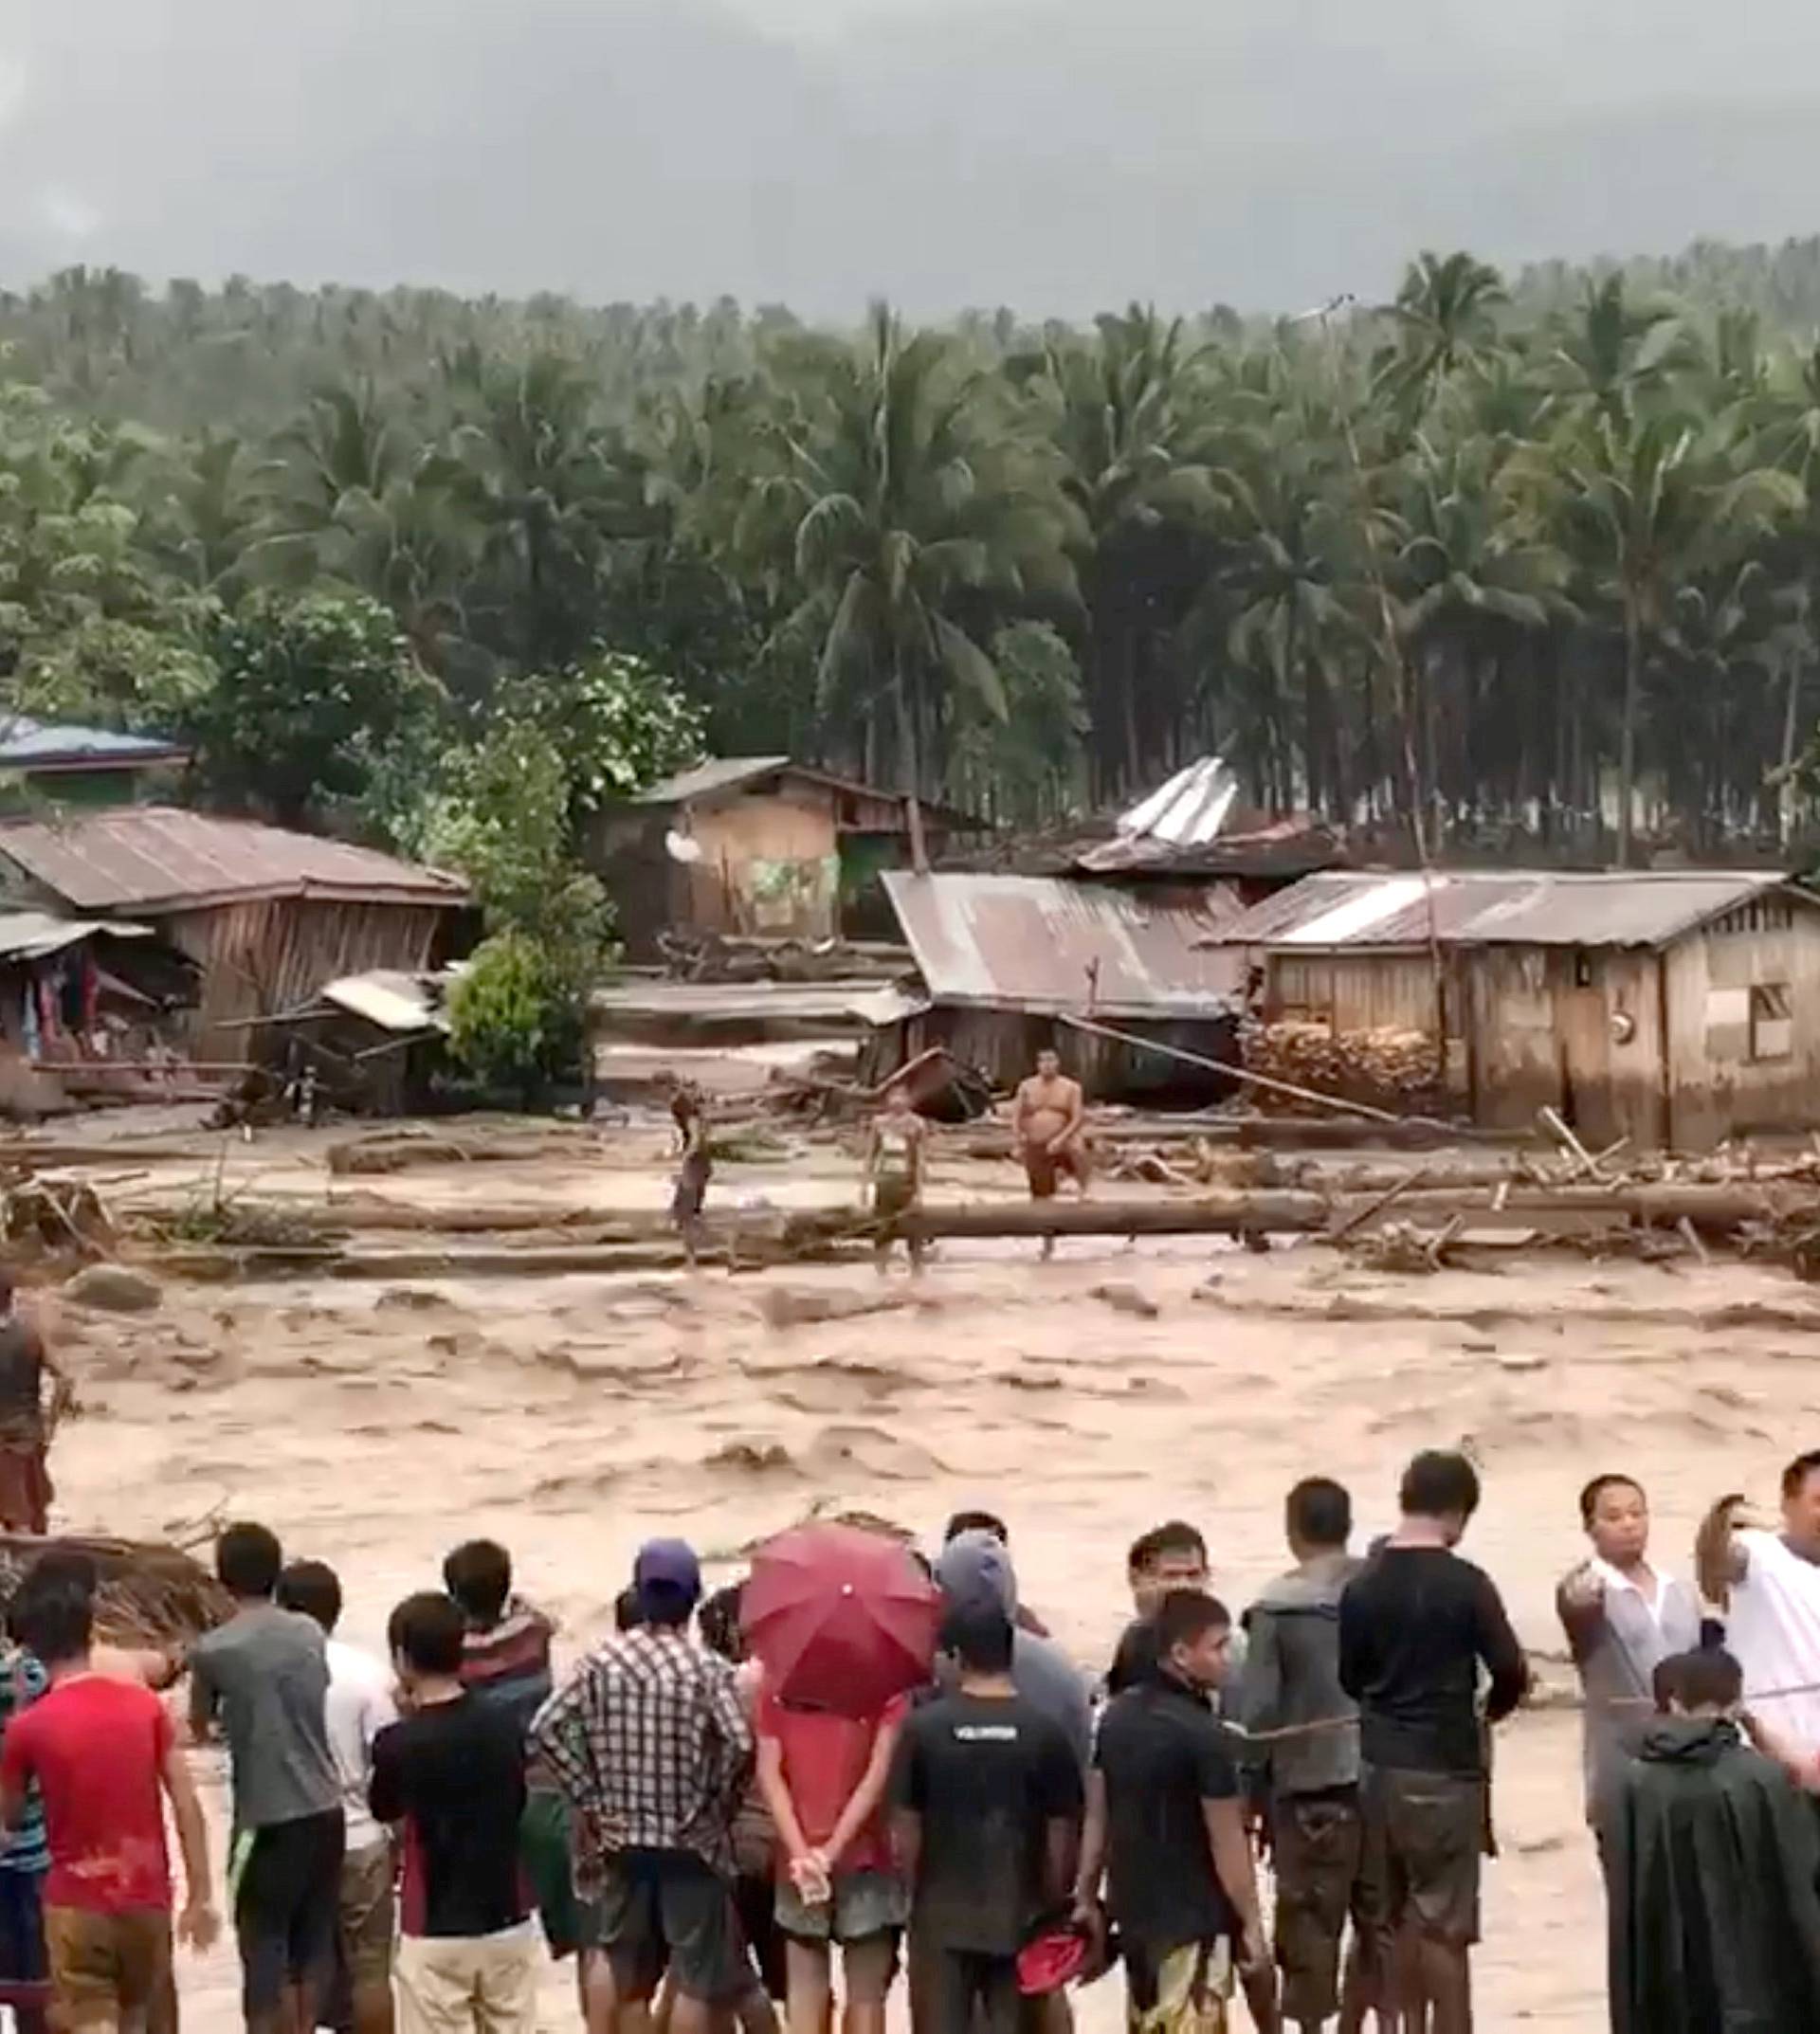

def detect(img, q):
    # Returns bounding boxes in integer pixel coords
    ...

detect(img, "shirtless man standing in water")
[1011,1047,1088,1260]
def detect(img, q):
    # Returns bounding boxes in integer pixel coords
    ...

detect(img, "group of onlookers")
[9,1445,1820,2034]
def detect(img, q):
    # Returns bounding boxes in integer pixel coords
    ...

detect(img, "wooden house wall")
[156,898,446,1062]
[1662,896,1820,1147]
[684,786,841,939]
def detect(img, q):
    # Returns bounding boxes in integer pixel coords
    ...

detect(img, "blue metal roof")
[0,717,190,769]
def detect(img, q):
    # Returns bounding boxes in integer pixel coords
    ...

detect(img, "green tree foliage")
[195,590,444,826]
[9,246,1820,853]
[447,931,582,1099]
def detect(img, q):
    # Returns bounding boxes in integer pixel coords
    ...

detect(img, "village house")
[1218,867,1820,1150]
[0,806,469,1064]
[592,756,980,956]
[869,868,1246,1101]
[0,717,191,808]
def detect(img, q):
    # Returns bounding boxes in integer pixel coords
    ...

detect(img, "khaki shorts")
[341,1840,395,1992]
[1359,1767,1483,1952]
[394,1922,537,2034]
[43,1906,176,2034]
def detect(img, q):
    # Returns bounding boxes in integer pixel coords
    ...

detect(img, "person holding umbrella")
[743,1527,938,2034]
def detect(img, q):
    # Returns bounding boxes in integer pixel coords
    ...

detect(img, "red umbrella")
[742,1523,940,1716]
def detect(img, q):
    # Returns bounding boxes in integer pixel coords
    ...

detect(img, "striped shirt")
[0,1649,49,1876]
[459,1598,554,1737]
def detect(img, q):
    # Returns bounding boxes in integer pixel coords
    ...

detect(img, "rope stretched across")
[1223,1675,1820,1745]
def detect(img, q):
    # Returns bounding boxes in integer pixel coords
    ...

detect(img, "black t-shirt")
[1106,1617,1157,1698]
[889,1689,1083,1956]
[370,1693,529,1938]
[1337,1545,1528,1775]
[1094,1677,1240,1952]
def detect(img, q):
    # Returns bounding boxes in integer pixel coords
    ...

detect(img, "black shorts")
[235,1810,345,2015]
[0,1866,48,2011]
[592,1851,746,2006]
[733,1873,786,2001]
[908,1938,1023,2034]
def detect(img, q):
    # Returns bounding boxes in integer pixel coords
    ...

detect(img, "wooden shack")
[0,807,469,1064]
[592,757,979,957]
[871,870,1247,1101]
[1220,868,1820,1149]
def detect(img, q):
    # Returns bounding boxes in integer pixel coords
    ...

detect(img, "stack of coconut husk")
[0,1534,231,1649]
[1243,1021,1441,1117]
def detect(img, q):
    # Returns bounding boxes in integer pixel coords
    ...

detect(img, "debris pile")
[1242,1021,1443,1117]
[0,1534,229,1647]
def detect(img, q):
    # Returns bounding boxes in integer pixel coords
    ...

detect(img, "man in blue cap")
[531,1540,755,2034]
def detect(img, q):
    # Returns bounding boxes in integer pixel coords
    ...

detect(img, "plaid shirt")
[530,1627,753,1880]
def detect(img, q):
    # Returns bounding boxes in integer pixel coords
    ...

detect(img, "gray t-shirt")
[193,1605,340,1830]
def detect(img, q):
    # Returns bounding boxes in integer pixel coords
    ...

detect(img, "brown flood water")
[47,1125,1820,2030]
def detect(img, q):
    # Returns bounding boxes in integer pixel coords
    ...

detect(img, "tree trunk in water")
[1618,597,1642,867]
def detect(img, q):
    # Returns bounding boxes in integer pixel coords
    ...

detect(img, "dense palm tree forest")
[11,236,1820,867]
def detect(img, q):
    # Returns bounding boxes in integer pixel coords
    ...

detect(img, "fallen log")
[783,1194,1333,1247]
[1386,1184,1797,1234]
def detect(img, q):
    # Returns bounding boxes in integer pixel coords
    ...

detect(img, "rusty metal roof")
[883,870,1245,1015]
[0,807,470,914]
[1217,868,1806,951]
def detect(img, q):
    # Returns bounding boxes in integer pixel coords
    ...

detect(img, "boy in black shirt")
[1078,1590,1265,2033]
[890,1603,1082,2034]
[1338,1450,1528,2034]
[370,1593,534,2034]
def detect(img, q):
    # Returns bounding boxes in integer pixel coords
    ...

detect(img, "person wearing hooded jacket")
[933,1532,1092,1771]
[1241,1480,1366,2034]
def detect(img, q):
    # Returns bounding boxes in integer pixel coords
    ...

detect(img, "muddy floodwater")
[43,1116,1819,2031]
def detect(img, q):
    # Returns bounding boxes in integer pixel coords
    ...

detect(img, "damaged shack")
[1219,868,1820,1148]
[0,912,196,1110]
[0,807,469,1066]
[867,870,1246,1102]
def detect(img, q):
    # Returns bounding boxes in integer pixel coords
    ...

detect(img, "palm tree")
[1543,407,1802,861]
[773,303,1080,797]
[1013,306,1225,796]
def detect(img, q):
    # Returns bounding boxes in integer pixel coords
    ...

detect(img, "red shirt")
[756,1685,907,1878]
[2,1675,173,1912]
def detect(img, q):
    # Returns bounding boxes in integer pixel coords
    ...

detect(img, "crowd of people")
[6,1446,1820,2033]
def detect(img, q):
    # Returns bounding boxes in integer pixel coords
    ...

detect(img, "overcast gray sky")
[3,0,1817,318]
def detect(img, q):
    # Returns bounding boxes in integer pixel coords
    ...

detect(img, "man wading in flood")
[1010,1049,1087,1262]
[0,1276,69,1537]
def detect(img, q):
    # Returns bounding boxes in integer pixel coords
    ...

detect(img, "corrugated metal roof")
[634,756,986,831]
[0,717,189,769]
[0,911,155,960]
[883,870,1245,1015]
[318,970,450,1034]
[1116,756,1240,847]
[1218,869,1802,951]
[0,807,470,914]
[637,756,791,805]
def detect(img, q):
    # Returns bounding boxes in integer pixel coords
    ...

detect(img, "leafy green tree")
[194,590,445,826]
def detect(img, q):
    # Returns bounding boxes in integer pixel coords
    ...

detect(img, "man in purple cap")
[530,1541,755,2034]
